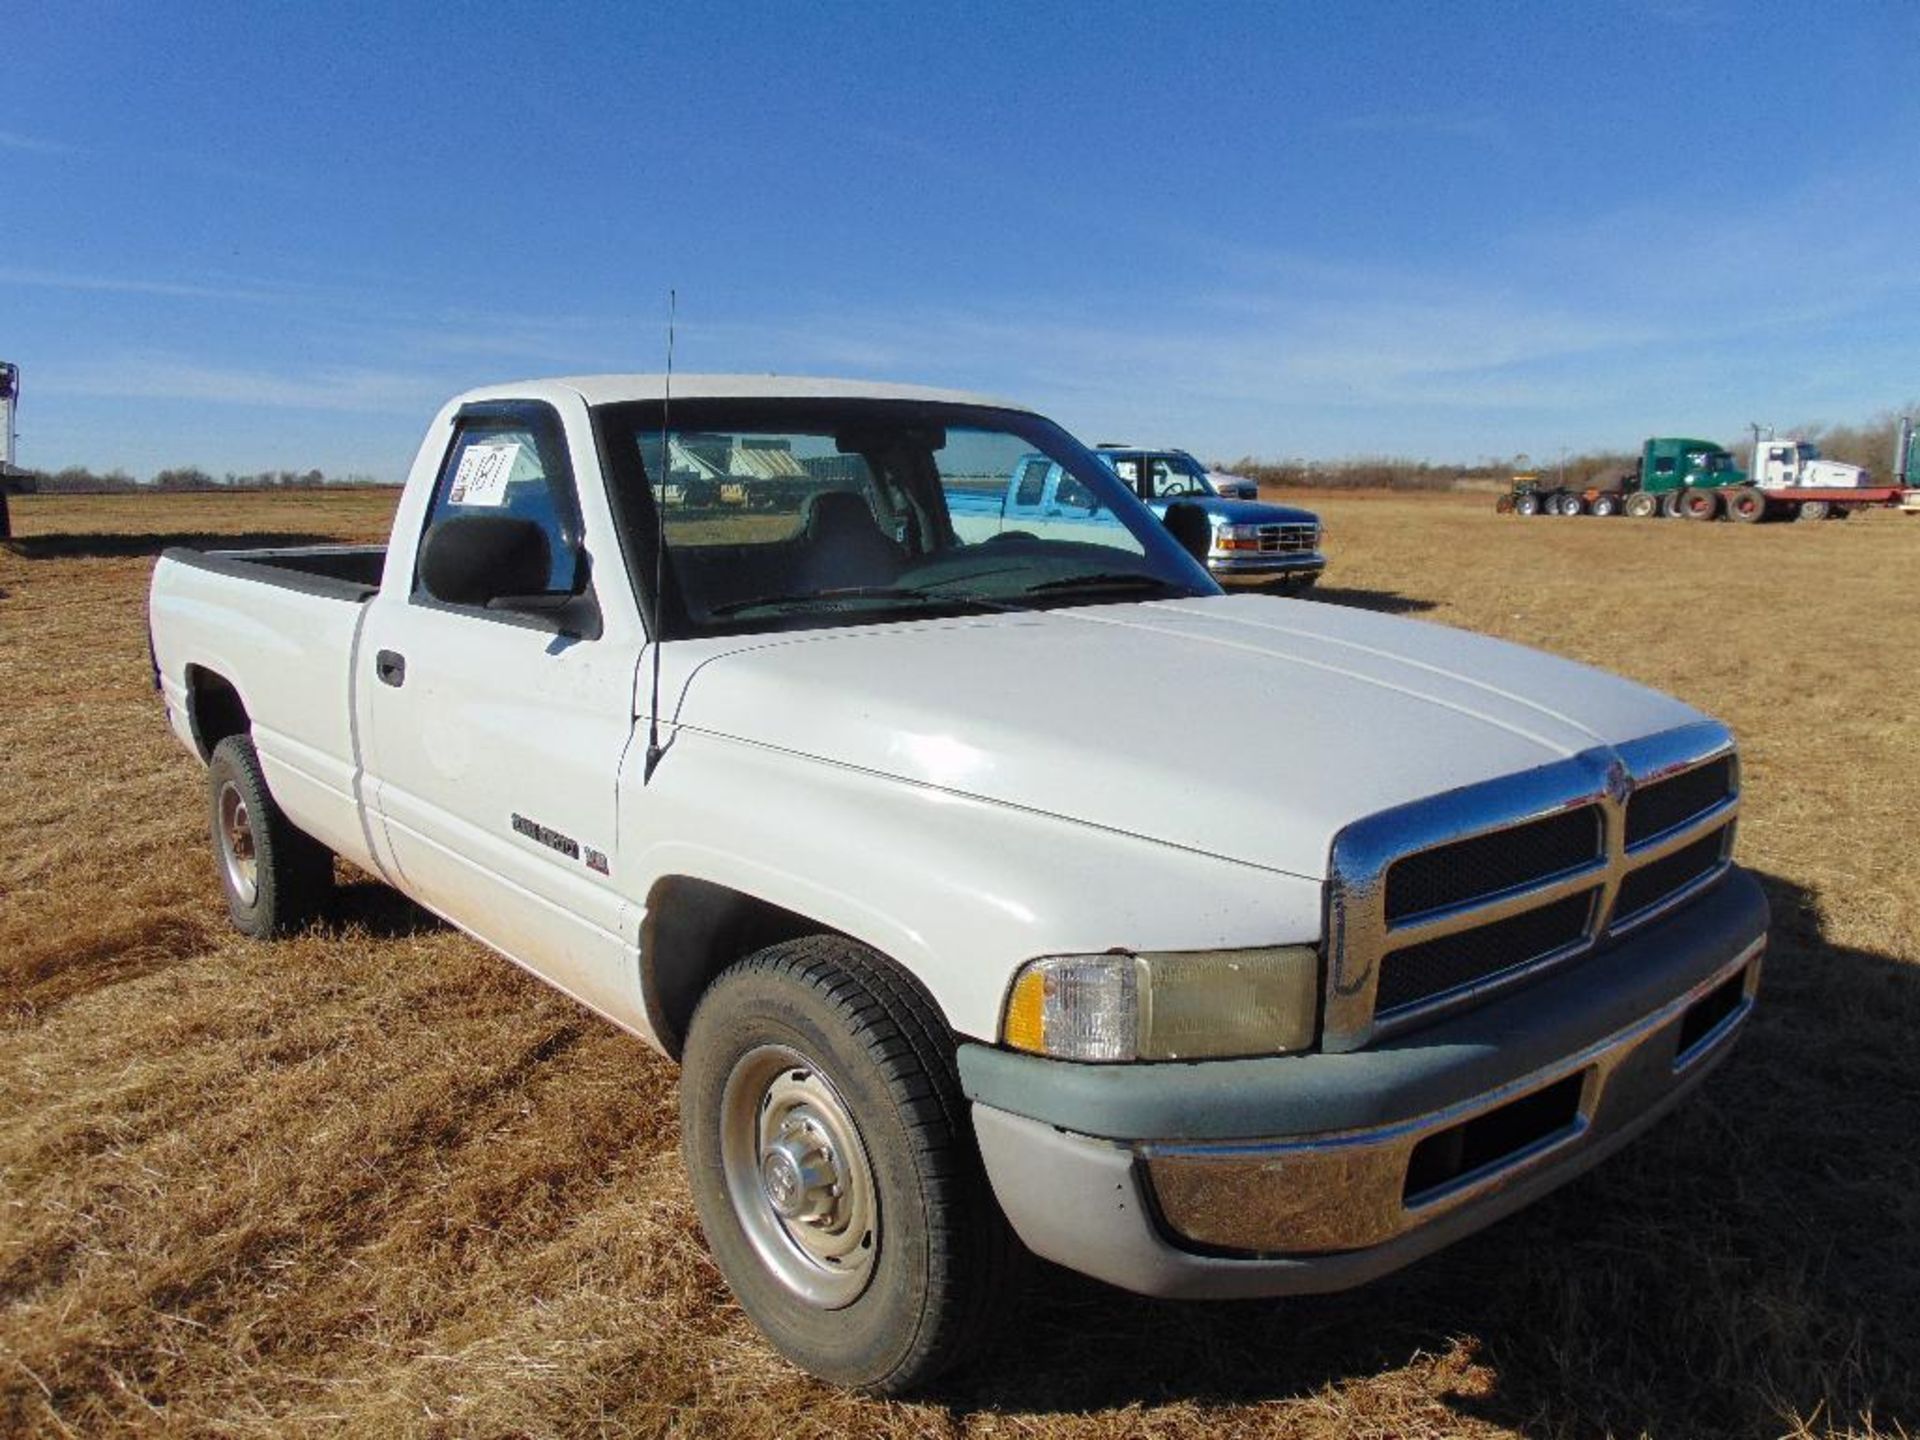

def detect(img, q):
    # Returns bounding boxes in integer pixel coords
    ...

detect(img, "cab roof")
[452,373,1031,412]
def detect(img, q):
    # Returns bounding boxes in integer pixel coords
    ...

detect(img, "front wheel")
[1513,493,1540,516]
[206,735,334,937]
[680,937,1018,1393]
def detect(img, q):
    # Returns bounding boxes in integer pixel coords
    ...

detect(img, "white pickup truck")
[149,376,1768,1393]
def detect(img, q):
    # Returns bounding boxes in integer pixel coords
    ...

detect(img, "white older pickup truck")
[149,376,1768,1392]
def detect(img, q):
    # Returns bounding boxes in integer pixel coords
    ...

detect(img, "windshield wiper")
[1023,572,1188,598]
[709,586,1014,618]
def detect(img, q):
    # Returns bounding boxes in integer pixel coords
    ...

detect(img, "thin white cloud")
[1329,111,1506,143]
[47,355,446,414]
[0,129,77,155]
[0,267,288,303]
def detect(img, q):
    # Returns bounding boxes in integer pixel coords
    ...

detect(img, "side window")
[1054,471,1096,510]
[1013,458,1050,508]
[421,417,582,596]
[1654,457,1676,475]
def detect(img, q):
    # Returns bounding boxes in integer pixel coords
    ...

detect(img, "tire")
[1726,491,1767,523]
[1494,495,1514,515]
[1797,500,1830,522]
[206,735,334,937]
[1590,494,1618,518]
[1660,490,1689,519]
[1513,493,1540,516]
[1292,573,1320,592]
[680,936,1018,1393]
[1680,489,1719,520]
[1558,494,1585,516]
[1625,491,1660,519]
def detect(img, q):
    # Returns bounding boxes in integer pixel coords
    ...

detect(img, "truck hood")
[1800,459,1873,489]
[669,595,1703,878]
[1146,496,1320,525]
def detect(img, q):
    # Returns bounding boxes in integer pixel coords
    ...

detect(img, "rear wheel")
[1590,494,1618,517]
[680,936,1018,1393]
[1625,491,1660,519]
[1679,489,1720,521]
[206,735,334,937]
[1514,493,1540,516]
[1725,490,1767,523]
[1798,499,1830,522]
[1558,494,1585,516]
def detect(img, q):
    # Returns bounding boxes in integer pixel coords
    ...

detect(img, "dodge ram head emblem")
[1604,760,1633,808]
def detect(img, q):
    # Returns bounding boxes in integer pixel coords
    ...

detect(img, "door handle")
[376,650,407,687]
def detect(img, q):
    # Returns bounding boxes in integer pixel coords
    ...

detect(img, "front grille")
[1385,805,1602,922]
[1325,724,1742,1051]
[1269,523,1317,554]
[1626,757,1734,847]
[1376,889,1598,1014]
[1616,826,1730,922]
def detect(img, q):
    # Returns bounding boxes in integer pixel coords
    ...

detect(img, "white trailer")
[0,360,22,539]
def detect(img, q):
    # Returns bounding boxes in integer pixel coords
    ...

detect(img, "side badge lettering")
[511,812,580,861]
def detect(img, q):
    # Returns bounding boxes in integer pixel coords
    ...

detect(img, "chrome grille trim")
[1324,721,1739,1052]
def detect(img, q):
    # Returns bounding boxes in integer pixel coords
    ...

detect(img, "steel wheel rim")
[216,780,259,907]
[719,1044,878,1309]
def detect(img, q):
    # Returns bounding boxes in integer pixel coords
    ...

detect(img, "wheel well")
[641,877,825,1058]
[185,666,250,760]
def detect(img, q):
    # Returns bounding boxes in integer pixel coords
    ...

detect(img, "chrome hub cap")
[721,1045,877,1308]
[217,780,259,907]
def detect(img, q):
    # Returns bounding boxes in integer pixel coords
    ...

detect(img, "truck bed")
[159,543,387,603]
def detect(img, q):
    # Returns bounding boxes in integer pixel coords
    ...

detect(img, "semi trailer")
[1501,429,1919,522]
[1,360,29,540]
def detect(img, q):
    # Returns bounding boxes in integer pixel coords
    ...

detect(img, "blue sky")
[4,1,1917,479]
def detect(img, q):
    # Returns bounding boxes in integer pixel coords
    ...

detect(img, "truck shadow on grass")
[324,877,446,940]
[4,531,337,561]
[1290,583,1435,615]
[942,870,1917,1439]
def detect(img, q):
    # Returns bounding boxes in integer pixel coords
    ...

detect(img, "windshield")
[1102,451,1217,500]
[595,399,1217,637]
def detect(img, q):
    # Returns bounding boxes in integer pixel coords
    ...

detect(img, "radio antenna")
[642,289,676,783]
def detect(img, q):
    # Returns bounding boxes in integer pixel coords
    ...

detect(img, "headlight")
[1001,946,1320,1061]
[1210,522,1265,553]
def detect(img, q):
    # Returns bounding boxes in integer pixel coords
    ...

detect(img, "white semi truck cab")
[1749,436,1872,491]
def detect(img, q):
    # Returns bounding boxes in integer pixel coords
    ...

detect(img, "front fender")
[625,727,1324,1041]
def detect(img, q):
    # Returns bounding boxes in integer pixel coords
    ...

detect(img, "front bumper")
[1207,552,1326,582]
[961,867,1767,1299]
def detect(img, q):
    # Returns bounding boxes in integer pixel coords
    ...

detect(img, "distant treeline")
[19,408,1914,497]
[1221,408,1915,491]
[21,466,394,494]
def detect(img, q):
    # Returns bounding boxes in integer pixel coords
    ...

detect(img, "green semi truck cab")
[1637,437,1743,495]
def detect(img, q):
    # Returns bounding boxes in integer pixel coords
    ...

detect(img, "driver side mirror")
[418,514,600,637]
[1161,500,1213,565]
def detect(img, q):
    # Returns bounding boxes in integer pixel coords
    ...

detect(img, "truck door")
[359,399,639,1021]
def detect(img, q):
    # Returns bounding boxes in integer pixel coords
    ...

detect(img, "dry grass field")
[2,488,1916,1438]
